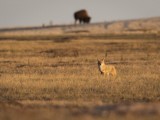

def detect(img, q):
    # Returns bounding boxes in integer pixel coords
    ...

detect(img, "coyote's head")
[97,58,105,74]
[97,58,105,66]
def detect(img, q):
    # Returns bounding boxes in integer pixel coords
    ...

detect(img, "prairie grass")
[0,37,160,120]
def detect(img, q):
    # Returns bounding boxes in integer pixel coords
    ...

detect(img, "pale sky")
[0,0,160,28]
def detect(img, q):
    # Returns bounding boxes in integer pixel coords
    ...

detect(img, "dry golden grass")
[0,36,160,120]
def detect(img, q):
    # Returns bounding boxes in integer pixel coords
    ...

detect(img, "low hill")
[104,17,160,34]
[0,16,160,36]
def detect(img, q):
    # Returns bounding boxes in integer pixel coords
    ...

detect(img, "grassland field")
[0,33,160,120]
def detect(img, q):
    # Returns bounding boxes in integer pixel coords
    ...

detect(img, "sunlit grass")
[0,39,159,103]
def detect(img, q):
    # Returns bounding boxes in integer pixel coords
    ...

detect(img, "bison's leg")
[79,19,83,24]
[83,19,87,24]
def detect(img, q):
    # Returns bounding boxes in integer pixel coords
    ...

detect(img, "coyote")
[97,58,116,76]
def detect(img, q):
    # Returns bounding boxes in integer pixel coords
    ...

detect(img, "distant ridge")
[0,16,160,34]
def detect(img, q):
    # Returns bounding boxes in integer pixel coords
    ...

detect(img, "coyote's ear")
[97,59,101,63]
[97,59,101,64]
[102,58,105,62]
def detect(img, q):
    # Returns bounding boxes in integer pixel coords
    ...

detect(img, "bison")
[74,9,91,24]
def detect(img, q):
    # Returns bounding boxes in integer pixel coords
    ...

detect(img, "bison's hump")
[74,9,89,17]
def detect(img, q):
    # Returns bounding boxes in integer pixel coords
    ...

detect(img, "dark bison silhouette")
[74,9,91,24]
